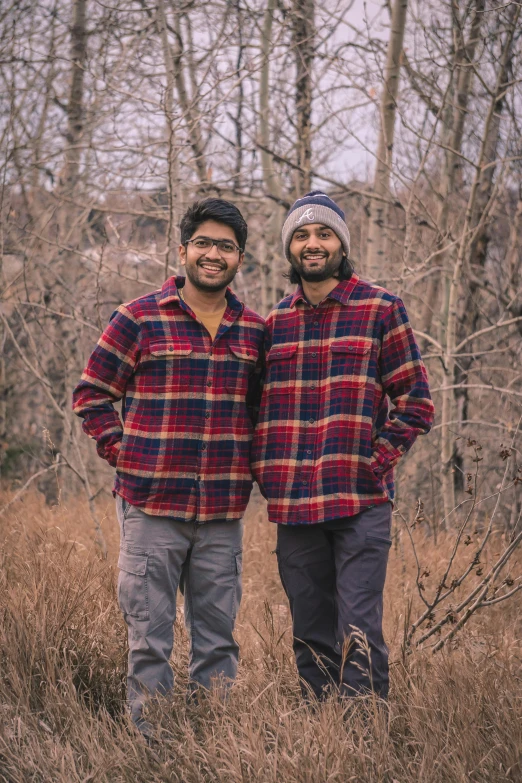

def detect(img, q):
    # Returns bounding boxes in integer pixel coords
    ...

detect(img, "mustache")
[301,251,328,260]
[197,259,227,270]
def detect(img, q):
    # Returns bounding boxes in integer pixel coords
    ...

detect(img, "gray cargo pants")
[276,502,392,701]
[116,496,243,725]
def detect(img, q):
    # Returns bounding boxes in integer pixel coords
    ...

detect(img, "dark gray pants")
[276,502,392,700]
[116,496,243,726]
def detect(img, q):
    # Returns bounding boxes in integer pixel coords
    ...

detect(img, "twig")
[0,459,63,517]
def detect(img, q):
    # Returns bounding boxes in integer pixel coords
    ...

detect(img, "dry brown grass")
[0,490,520,782]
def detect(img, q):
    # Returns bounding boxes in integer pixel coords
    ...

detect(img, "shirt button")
[197,475,202,481]
[301,480,307,485]
[311,352,317,357]
[348,346,355,352]
[168,346,174,351]
[310,384,315,390]
[205,412,210,419]
[306,449,312,455]
[201,443,207,450]
[207,380,212,387]
[309,417,315,424]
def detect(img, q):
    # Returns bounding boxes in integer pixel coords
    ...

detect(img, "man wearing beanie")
[252,191,434,701]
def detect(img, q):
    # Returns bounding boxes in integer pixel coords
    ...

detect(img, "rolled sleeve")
[72,306,141,464]
[372,299,434,474]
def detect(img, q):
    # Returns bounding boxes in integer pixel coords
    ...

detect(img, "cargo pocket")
[232,549,243,621]
[117,549,150,621]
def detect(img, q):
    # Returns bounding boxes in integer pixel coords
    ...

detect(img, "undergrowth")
[0,493,520,782]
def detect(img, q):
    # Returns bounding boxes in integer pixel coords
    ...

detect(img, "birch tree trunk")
[260,0,281,205]
[365,0,408,280]
[291,0,314,194]
[42,0,89,506]
[59,0,87,196]
[158,0,180,279]
[260,0,285,309]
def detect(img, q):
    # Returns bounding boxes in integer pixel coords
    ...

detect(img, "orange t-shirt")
[191,305,227,341]
[179,288,227,341]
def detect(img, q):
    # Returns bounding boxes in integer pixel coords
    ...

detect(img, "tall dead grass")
[0,491,520,782]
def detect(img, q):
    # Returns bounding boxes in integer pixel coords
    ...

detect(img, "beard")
[184,258,238,292]
[289,246,344,283]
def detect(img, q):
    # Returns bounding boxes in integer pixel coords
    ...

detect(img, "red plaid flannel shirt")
[251,274,434,524]
[73,276,265,521]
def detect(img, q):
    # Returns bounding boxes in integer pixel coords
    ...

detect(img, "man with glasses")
[73,199,264,736]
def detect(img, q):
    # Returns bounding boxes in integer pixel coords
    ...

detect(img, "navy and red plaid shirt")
[72,276,265,521]
[251,274,434,524]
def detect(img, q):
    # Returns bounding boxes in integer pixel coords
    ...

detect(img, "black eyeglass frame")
[185,236,243,255]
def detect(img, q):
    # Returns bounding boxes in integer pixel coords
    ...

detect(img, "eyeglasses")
[185,236,242,256]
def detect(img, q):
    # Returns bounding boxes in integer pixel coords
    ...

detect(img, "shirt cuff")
[371,444,403,476]
[98,439,121,467]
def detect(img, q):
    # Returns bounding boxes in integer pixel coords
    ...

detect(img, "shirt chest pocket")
[225,344,259,396]
[266,344,298,395]
[330,339,372,388]
[143,339,193,392]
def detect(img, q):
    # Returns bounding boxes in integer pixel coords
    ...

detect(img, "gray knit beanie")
[281,191,351,260]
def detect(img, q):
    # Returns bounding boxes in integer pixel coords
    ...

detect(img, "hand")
[106,440,122,468]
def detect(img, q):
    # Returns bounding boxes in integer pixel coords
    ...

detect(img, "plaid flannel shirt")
[251,274,434,525]
[73,276,265,521]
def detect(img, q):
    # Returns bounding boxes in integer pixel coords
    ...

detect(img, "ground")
[0,487,520,782]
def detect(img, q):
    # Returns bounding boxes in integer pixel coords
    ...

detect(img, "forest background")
[0,0,521,780]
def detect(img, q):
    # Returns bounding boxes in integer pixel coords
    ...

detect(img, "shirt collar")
[159,275,243,314]
[289,272,360,308]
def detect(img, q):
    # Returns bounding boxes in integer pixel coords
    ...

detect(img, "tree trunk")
[452,4,520,495]
[365,0,408,280]
[41,0,89,506]
[59,0,87,196]
[158,0,180,279]
[439,15,516,522]
[232,0,245,192]
[260,0,285,308]
[419,0,484,339]
[259,0,281,203]
[168,0,207,187]
[291,0,314,194]
[506,190,522,322]
[467,4,520,273]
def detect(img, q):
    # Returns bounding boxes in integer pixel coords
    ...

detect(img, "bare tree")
[0,0,520,568]
[291,0,315,194]
[365,0,408,279]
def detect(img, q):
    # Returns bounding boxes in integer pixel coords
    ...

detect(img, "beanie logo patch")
[295,208,315,226]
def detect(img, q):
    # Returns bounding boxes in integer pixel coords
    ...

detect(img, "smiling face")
[178,219,244,293]
[288,223,343,282]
